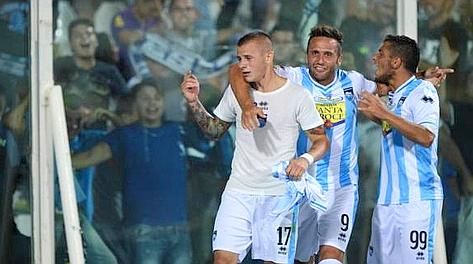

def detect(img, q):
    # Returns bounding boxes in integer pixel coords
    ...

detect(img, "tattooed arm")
[181,72,231,140]
[285,125,329,179]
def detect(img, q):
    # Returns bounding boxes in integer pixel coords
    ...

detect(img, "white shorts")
[367,200,443,264]
[295,185,358,261]
[212,189,298,263]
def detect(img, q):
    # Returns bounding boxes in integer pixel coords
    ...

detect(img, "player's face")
[306,36,341,85]
[237,41,272,83]
[134,85,164,126]
[69,24,98,59]
[372,42,395,85]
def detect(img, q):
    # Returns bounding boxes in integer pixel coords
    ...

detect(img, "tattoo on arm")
[189,101,231,140]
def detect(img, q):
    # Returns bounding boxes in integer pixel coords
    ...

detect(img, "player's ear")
[391,57,402,70]
[266,49,274,63]
[337,53,343,66]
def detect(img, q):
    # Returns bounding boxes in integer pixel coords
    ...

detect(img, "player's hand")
[358,91,389,120]
[286,158,309,180]
[424,66,454,88]
[181,71,200,103]
[241,103,265,131]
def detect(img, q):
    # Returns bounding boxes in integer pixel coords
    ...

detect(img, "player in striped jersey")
[359,35,443,264]
[229,25,450,264]
[230,25,375,264]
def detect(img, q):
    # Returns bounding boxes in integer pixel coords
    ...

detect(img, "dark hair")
[237,30,272,47]
[130,79,163,100]
[307,24,343,52]
[68,18,95,40]
[383,35,420,74]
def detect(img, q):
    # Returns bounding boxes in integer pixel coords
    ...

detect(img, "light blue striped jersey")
[378,76,443,205]
[277,66,376,190]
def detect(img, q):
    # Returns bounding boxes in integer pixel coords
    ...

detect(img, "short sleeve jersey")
[214,79,324,195]
[277,66,376,190]
[378,76,443,205]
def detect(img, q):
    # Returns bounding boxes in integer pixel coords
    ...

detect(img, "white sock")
[318,259,343,264]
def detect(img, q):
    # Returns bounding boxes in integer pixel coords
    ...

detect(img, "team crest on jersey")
[343,87,354,101]
[398,96,407,106]
[382,121,392,136]
[315,96,346,127]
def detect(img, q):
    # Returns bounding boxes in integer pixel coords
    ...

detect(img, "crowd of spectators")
[0,0,472,263]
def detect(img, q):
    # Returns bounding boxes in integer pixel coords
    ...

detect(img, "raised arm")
[181,72,231,140]
[228,63,265,130]
[72,142,112,169]
[285,125,329,179]
[358,91,434,147]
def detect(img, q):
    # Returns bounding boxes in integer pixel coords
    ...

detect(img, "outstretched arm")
[72,142,112,169]
[181,72,231,140]
[228,64,265,131]
[417,66,454,87]
[285,125,329,179]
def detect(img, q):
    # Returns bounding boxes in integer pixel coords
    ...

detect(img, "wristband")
[300,153,314,165]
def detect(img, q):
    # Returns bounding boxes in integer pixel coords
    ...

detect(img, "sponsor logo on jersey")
[315,96,346,127]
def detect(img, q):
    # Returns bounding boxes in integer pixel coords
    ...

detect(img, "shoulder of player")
[342,69,371,82]
[405,81,439,104]
[340,69,375,92]
[285,80,313,100]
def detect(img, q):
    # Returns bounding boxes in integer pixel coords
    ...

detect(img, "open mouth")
[79,43,91,49]
[314,65,326,71]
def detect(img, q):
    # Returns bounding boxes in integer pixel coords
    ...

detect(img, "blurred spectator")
[0,89,21,264]
[455,0,473,36]
[340,0,396,76]
[55,18,127,121]
[438,138,461,263]
[111,0,166,79]
[93,0,127,37]
[192,0,220,58]
[298,0,340,49]
[128,0,231,122]
[419,0,470,101]
[440,66,473,264]
[0,0,28,34]
[91,93,137,264]
[55,18,127,222]
[0,3,28,102]
[72,81,193,263]
[216,0,280,33]
[271,25,305,65]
